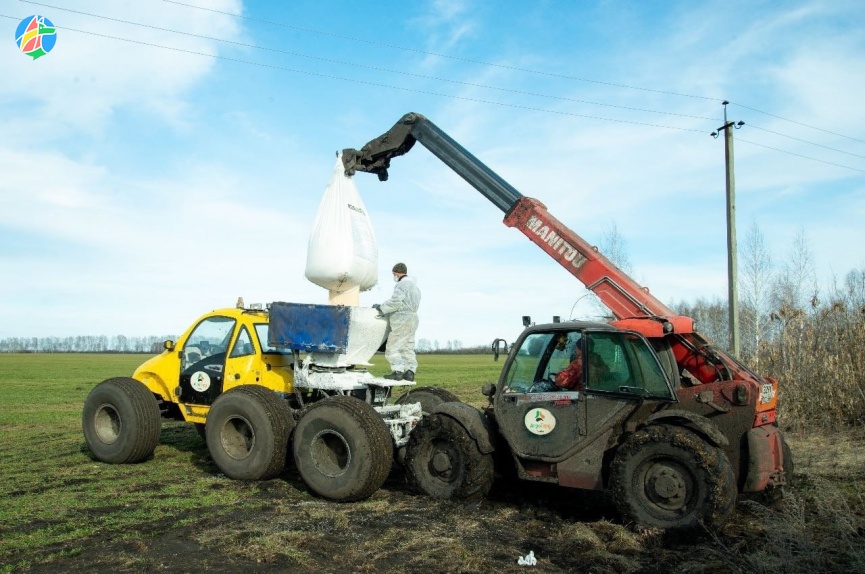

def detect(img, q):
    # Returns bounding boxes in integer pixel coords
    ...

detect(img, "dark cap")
[392,262,407,274]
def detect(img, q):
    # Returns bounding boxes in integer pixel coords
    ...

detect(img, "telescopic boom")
[342,112,675,320]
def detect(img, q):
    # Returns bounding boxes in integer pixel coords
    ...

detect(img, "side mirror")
[163,340,175,352]
[481,383,496,398]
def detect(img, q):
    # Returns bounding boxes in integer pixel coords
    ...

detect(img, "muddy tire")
[404,413,494,502]
[610,424,736,530]
[82,377,161,464]
[395,386,460,414]
[293,396,393,501]
[205,385,294,481]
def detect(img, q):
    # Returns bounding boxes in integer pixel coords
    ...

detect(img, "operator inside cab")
[502,329,635,395]
[555,337,610,390]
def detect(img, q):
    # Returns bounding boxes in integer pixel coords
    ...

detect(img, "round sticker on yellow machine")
[524,408,556,435]
[190,371,211,392]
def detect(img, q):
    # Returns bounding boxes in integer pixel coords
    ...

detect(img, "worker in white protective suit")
[373,262,421,381]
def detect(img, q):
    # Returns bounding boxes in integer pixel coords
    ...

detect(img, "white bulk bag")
[305,155,378,293]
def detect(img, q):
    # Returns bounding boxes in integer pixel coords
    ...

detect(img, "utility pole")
[711,101,744,356]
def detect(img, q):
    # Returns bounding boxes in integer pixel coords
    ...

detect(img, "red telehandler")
[342,112,791,529]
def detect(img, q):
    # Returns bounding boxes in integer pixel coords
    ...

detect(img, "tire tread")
[405,413,494,502]
[293,395,393,501]
[609,424,736,530]
[82,377,161,464]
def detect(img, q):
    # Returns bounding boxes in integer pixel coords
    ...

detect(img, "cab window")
[254,323,293,355]
[501,329,674,400]
[230,326,254,358]
[584,332,674,399]
[182,316,236,371]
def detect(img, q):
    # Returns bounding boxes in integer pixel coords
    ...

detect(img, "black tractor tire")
[293,395,393,502]
[404,413,494,502]
[82,377,162,464]
[609,424,736,530]
[395,386,460,414]
[205,385,294,481]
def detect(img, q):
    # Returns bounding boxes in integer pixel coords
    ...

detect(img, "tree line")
[0,334,477,355]
[676,225,864,430]
[0,335,174,354]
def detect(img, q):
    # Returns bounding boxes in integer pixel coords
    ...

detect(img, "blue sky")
[2,0,864,348]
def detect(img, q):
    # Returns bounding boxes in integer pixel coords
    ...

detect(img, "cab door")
[577,330,678,456]
[495,330,587,458]
[178,316,236,405]
[223,325,260,392]
[495,328,677,460]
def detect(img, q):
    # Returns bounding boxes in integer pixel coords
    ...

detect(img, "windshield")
[502,331,581,393]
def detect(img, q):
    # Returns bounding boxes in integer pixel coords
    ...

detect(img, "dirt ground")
[15,431,865,574]
[18,471,615,573]
[8,470,783,574]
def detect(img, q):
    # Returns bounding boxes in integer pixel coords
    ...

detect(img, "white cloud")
[3,0,244,132]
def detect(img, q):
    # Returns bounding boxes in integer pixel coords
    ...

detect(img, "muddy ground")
[10,470,810,574]
[14,430,865,574]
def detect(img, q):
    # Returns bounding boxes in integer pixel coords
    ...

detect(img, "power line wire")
[147,0,865,145]
[0,14,707,134]
[737,137,865,174]
[731,103,865,146]
[747,124,865,161]
[153,0,716,102]
[6,9,864,174]
[15,1,720,123]
[19,1,865,154]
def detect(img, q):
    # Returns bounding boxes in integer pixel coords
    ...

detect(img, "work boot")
[403,370,415,382]
[384,371,404,380]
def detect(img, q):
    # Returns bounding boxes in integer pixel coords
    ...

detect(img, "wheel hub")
[310,430,351,478]
[94,404,121,444]
[220,415,255,461]
[645,463,687,510]
[432,451,452,473]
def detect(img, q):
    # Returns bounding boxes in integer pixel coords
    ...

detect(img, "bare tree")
[772,227,817,314]
[740,222,773,366]
[599,220,633,275]
[584,221,634,319]
[844,266,865,309]
[671,297,729,349]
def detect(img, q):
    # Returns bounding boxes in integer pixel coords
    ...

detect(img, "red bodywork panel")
[744,425,787,491]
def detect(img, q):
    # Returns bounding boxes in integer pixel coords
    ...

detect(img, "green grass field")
[0,352,501,572]
[1,353,863,573]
